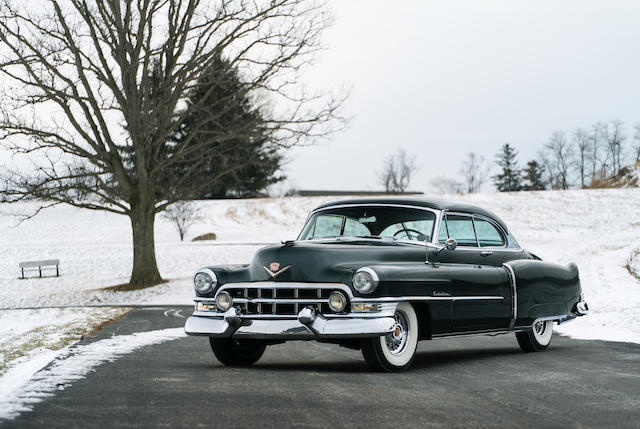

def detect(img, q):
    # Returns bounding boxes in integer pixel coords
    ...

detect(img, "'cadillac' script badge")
[264,262,291,278]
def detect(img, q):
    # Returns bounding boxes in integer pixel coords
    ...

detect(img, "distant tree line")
[440,119,640,194]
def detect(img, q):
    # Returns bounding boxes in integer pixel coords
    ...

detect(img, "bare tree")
[606,119,626,176]
[460,152,489,193]
[377,149,418,193]
[539,151,556,189]
[572,128,590,188]
[0,0,345,288]
[543,131,573,190]
[429,176,462,194]
[589,122,606,181]
[633,122,640,164]
[162,201,201,241]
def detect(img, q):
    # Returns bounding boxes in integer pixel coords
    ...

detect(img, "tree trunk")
[128,203,163,289]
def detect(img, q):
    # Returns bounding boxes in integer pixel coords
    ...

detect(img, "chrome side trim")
[350,295,504,303]
[503,262,517,330]
[432,328,527,339]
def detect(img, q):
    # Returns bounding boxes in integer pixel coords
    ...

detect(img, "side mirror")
[444,238,458,251]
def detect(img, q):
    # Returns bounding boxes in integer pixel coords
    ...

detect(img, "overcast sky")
[285,0,640,191]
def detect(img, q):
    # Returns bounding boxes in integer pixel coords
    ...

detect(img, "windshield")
[298,206,436,242]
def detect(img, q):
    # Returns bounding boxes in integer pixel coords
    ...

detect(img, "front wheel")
[209,338,266,366]
[516,320,553,352]
[361,302,419,371]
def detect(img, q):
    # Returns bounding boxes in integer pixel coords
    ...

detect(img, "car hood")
[221,241,427,285]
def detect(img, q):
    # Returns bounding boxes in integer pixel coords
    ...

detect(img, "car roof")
[312,197,509,231]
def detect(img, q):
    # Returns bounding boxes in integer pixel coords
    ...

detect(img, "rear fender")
[504,260,582,328]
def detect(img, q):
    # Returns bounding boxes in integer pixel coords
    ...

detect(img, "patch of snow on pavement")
[0,327,186,421]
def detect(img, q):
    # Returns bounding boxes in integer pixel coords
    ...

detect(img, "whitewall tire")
[361,302,419,371]
[516,320,553,352]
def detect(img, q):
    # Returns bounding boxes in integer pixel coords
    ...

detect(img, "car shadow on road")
[184,345,538,374]
[412,347,522,369]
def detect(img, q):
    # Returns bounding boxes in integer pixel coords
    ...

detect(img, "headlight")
[328,291,347,312]
[215,291,232,312]
[352,267,379,294]
[193,269,217,294]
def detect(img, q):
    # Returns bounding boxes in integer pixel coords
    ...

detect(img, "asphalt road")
[5,307,640,429]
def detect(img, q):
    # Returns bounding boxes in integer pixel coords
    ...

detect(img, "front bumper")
[184,306,397,339]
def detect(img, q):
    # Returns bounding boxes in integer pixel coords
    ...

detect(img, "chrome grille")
[221,285,347,316]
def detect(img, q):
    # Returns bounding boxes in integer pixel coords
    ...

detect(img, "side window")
[343,218,370,236]
[474,218,505,247]
[380,220,433,241]
[311,215,343,238]
[445,215,477,247]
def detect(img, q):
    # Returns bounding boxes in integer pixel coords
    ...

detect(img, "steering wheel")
[394,228,424,241]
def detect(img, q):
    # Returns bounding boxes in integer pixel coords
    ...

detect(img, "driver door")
[436,213,511,331]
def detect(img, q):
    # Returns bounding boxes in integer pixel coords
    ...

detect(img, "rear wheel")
[361,302,419,371]
[516,320,553,352]
[209,338,266,366]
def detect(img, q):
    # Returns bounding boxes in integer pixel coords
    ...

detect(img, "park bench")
[19,259,60,279]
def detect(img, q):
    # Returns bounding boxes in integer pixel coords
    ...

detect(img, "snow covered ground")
[0,327,185,419]
[0,189,639,419]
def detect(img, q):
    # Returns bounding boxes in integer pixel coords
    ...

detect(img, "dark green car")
[185,198,589,371]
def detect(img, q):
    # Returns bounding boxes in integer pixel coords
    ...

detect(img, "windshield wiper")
[353,235,398,241]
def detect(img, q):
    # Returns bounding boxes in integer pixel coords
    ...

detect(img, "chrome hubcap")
[385,310,409,355]
[534,321,546,336]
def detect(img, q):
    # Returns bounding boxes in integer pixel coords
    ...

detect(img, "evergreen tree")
[522,160,546,190]
[160,56,285,199]
[493,143,522,192]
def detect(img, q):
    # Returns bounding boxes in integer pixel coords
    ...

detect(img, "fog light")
[215,291,232,312]
[328,292,346,312]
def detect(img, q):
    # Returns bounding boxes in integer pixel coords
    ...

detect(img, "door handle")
[480,250,494,257]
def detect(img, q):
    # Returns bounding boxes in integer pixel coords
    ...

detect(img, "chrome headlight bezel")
[193,268,217,294]
[352,267,379,294]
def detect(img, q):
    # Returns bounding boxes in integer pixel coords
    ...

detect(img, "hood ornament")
[264,262,291,278]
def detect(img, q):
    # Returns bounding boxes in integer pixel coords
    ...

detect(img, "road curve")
[4,307,639,429]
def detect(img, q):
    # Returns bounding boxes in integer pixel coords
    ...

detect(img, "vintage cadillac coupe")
[185,198,589,371]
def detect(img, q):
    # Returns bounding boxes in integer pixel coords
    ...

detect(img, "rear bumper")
[574,300,589,316]
[184,307,396,339]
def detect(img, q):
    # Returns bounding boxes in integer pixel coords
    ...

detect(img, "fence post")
[39,266,42,278]
[56,265,59,277]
